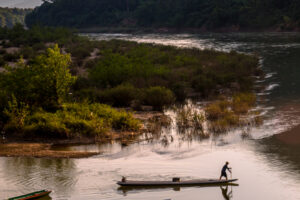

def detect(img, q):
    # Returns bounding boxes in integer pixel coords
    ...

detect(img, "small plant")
[176,106,204,130]
[4,95,29,131]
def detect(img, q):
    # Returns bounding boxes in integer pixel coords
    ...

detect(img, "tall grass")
[205,93,259,133]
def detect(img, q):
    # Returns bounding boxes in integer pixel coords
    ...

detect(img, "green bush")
[3,53,19,62]
[68,46,91,60]
[0,56,5,66]
[19,46,35,59]
[16,103,141,139]
[142,86,175,111]
[100,84,138,107]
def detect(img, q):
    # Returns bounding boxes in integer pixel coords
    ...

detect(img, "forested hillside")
[0,7,30,27]
[25,0,300,31]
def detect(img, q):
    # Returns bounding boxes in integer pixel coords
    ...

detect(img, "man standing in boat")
[220,161,232,180]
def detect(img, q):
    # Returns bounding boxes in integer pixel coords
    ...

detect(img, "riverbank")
[79,26,300,34]
[0,143,99,158]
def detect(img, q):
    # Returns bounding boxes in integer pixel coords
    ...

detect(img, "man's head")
[226,161,229,165]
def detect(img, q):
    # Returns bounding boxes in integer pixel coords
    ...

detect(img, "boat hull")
[117,179,238,187]
[8,190,51,200]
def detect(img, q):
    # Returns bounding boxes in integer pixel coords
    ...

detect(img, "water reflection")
[220,186,233,200]
[35,195,52,200]
[1,158,76,198]
[118,184,236,199]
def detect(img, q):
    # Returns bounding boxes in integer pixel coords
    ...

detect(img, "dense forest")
[0,7,30,28]
[25,0,300,31]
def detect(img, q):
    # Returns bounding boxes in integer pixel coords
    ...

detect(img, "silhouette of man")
[220,161,231,180]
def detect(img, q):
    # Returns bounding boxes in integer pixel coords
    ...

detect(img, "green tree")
[35,44,77,104]
[0,45,76,110]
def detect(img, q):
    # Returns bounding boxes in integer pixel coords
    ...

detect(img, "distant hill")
[0,7,31,27]
[25,0,300,31]
[0,0,42,9]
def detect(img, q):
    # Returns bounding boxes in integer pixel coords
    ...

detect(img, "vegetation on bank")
[0,43,141,140]
[205,93,262,133]
[0,7,30,28]
[0,25,263,140]
[25,0,300,31]
[74,40,261,110]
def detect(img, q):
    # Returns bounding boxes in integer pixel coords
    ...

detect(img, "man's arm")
[227,167,232,173]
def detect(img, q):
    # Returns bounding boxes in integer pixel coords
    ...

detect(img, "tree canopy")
[25,0,300,30]
[0,7,31,28]
[0,45,76,110]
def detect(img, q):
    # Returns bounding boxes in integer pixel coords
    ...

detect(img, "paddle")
[230,168,233,198]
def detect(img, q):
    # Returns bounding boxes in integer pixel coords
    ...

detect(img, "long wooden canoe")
[8,190,51,200]
[117,179,238,187]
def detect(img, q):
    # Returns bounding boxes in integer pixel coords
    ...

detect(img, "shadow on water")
[35,195,52,200]
[118,184,237,199]
[257,124,300,174]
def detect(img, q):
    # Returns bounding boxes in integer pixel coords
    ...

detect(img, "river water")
[1,33,300,200]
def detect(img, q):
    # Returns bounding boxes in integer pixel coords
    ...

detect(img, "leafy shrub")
[20,103,141,139]
[3,53,19,62]
[142,86,175,111]
[68,46,91,60]
[0,45,76,110]
[99,84,138,107]
[3,96,29,132]
[19,46,35,59]
[0,56,5,66]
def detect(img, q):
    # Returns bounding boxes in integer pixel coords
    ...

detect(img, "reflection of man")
[220,186,232,200]
[220,161,231,180]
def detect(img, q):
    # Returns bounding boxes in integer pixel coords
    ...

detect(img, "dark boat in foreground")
[8,190,52,200]
[117,178,238,187]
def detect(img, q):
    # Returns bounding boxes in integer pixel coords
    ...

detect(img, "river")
[1,33,300,200]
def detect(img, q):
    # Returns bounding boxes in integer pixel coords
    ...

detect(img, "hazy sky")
[0,0,42,8]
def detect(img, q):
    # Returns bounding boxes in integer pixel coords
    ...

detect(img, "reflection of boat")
[118,183,239,193]
[117,178,238,187]
[8,190,51,200]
